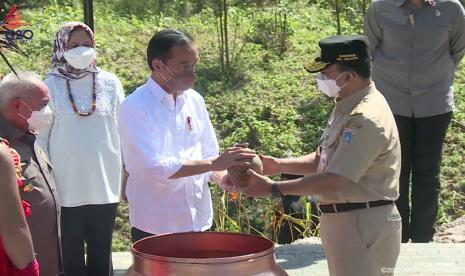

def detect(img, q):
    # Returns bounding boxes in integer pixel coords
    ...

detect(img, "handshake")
[212,143,279,196]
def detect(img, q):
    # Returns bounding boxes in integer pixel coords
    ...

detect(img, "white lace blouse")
[39,70,125,207]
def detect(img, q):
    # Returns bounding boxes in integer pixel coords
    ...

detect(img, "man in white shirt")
[117,29,254,242]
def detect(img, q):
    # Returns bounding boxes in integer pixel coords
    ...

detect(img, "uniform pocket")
[19,164,42,206]
[355,214,371,249]
[21,162,37,181]
[387,214,402,222]
[355,206,401,250]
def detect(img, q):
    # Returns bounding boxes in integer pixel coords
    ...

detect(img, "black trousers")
[276,195,310,244]
[61,203,118,276]
[394,112,452,243]
[131,227,155,243]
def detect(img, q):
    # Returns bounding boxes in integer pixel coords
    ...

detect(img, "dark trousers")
[131,227,155,243]
[274,174,319,244]
[61,203,118,276]
[276,195,318,244]
[394,112,452,243]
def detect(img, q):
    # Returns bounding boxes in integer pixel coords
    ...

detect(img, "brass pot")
[128,232,287,276]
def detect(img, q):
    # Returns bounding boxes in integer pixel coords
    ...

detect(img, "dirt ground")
[434,216,465,243]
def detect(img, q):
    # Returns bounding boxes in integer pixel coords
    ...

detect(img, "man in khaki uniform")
[0,72,62,276]
[240,35,402,276]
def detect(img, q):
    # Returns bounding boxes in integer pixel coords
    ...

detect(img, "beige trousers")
[320,203,402,276]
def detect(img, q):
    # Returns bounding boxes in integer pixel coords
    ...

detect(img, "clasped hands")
[214,147,281,198]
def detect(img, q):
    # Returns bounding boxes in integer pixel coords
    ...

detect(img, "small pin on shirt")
[408,14,415,26]
[187,116,193,131]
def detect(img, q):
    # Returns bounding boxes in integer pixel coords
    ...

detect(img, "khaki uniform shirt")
[0,116,62,276]
[316,84,401,204]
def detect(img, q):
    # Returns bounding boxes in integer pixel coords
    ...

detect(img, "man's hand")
[259,154,281,176]
[238,169,273,197]
[121,168,129,202]
[170,148,256,180]
[211,170,236,192]
[211,147,256,171]
[124,266,144,276]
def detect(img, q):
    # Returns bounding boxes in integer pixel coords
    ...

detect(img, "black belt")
[318,200,394,213]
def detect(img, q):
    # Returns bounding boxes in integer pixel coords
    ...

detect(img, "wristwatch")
[271,181,283,198]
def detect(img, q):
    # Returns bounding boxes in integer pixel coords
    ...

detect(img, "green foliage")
[439,62,465,223]
[112,204,132,252]
[314,0,368,34]
[244,1,294,55]
[3,1,464,252]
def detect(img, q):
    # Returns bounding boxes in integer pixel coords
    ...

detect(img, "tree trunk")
[158,0,165,13]
[223,0,230,72]
[335,0,341,35]
[217,14,225,72]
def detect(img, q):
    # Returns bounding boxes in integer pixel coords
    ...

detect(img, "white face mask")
[64,46,96,70]
[18,101,53,132]
[316,72,348,98]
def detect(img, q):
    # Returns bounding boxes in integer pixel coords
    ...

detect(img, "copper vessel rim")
[132,250,275,265]
[131,232,276,265]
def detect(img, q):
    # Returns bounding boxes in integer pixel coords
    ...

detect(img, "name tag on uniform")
[319,147,329,173]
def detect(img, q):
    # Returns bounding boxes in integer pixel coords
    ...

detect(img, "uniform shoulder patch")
[342,129,354,143]
[345,119,362,130]
[341,119,363,143]
[350,108,363,116]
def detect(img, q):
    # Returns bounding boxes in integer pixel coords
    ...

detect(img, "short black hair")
[335,60,371,79]
[146,29,194,70]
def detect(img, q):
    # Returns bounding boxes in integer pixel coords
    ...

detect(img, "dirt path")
[434,216,465,243]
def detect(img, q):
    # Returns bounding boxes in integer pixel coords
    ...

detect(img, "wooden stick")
[0,51,18,77]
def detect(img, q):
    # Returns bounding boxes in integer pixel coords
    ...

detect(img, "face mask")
[64,46,96,70]
[18,100,53,132]
[316,72,348,98]
[159,62,196,92]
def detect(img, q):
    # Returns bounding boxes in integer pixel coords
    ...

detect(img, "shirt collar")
[393,0,434,7]
[393,0,407,7]
[336,83,374,115]
[0,115,30,142]
[146,76,188,105]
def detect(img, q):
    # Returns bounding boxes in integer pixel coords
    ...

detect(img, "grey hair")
[0,71,43,110]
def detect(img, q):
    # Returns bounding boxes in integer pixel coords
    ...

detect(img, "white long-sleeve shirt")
[117,77,219,234]
[39,70,125,207]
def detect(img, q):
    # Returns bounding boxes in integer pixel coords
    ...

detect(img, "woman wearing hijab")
[39,22,124,276]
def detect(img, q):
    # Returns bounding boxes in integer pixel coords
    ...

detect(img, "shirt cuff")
[162,157,184,179]
[207,171,215,182]
[326,167,360,184]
